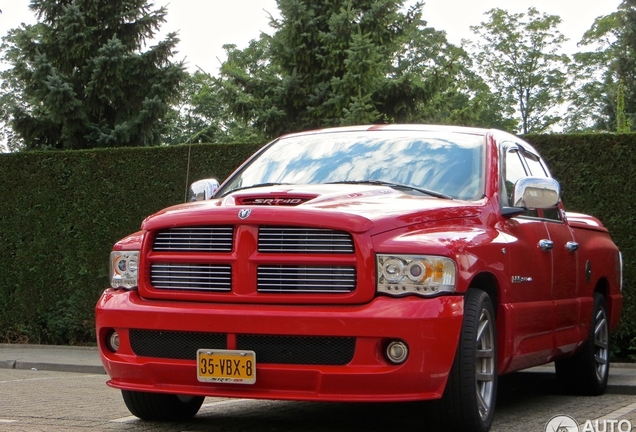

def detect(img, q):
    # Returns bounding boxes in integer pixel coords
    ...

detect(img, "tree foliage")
[0,0,186,150]
[568,0,636,132]
[616,80,632,133]
[210,0,510,140]
[163,70,268,145]
[469,7,570,134]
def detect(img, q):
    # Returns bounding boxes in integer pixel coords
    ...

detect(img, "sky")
[0,0,623,75]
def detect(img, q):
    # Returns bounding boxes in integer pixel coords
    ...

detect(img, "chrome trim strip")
[150,263,232,291]
[259,227,354,253]
[257,265,356,293]
[153,227,234,252]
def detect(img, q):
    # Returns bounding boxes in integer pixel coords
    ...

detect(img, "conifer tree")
[0,0,185,150]
[215,0,508,139]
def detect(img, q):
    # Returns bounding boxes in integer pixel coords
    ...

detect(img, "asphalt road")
[1,368,636,432]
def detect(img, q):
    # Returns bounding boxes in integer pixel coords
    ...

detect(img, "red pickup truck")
[96,125,623,432]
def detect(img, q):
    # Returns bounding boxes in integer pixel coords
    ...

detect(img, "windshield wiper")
[220,182,294,197]
[327,180,453,199]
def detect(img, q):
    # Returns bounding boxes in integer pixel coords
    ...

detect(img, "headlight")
[377,254,456,297]
[110,251,139,289]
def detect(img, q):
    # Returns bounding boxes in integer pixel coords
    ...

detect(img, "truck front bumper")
[95,289,464,402]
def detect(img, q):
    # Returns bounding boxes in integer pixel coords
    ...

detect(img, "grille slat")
[151,263,231,291]
[259,227,354,253]
[153,226,233,252]
[257,265,356,293]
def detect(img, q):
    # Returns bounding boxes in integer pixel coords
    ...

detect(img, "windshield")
[218,130,486,200]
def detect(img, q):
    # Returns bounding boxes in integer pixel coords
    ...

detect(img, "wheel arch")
[593,277,614,325]
[467,272,499,316]
[594,275,608,292]
[594,277,609,301]
[467,271,515,375]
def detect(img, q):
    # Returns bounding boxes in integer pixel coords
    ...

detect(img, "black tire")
[121,390,204,421]
[555,292,609,396]
[429,289,498,432]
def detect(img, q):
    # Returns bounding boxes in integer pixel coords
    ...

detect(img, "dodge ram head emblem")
[238,209,252,220]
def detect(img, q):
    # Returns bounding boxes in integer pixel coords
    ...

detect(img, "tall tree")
[0,0,185,150]
[215,0,508,139]
[568,0,636,132]
[469,7,570,134]
[163,69,268,145]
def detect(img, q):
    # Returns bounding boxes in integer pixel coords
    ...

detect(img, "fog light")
[107,331,120,353]
[385,340,408,364]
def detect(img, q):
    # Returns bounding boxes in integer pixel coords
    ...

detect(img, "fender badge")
[512,276,533,284]
[238,209,252,220]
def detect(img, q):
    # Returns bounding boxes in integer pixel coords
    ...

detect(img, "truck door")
[500,145,554,370]
[522,151,580,353]
[544,218,579,351]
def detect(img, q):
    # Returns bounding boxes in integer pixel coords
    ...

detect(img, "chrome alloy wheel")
[432,290,497,432]
[475,307,495,421]
[554,293,610,396]
[593,307,609,382]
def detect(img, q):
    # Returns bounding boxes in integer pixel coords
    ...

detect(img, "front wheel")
[555,292,609,395]
[121,390,204,421]
[428,289,497,432]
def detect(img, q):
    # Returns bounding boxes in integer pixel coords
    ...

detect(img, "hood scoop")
[236,193,318,206]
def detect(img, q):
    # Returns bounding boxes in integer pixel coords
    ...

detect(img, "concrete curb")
[0,343,105,375]
[8,361,106,375]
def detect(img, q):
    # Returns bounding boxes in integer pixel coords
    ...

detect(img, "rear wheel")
[121,390,204,421]
[555,292,609,395]
[428,289,497,432]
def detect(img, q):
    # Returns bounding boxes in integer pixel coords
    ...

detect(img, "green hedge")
[0,134,634,357]
[525,134,636,356]
[0,143,260,344]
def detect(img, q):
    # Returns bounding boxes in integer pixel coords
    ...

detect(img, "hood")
[142,184,484,235]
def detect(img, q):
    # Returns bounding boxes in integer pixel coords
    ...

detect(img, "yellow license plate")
[197,349,256,384]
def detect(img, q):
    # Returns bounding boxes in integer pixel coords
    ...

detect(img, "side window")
[504,148,527,205]
[523,152,548,178]
[541,207,561,221]
[502,146,539,217]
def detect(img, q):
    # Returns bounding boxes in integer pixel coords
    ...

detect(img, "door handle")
[539,239,554,252]
[566,241,579,253]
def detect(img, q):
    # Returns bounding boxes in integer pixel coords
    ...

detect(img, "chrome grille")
[257,265,356,293]
[259,227,354,253]
[151,263,232,291]
[153,226,233,252]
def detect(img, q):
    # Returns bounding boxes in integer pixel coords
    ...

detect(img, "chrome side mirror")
[188,179,220,202]
[511,177,560,209]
